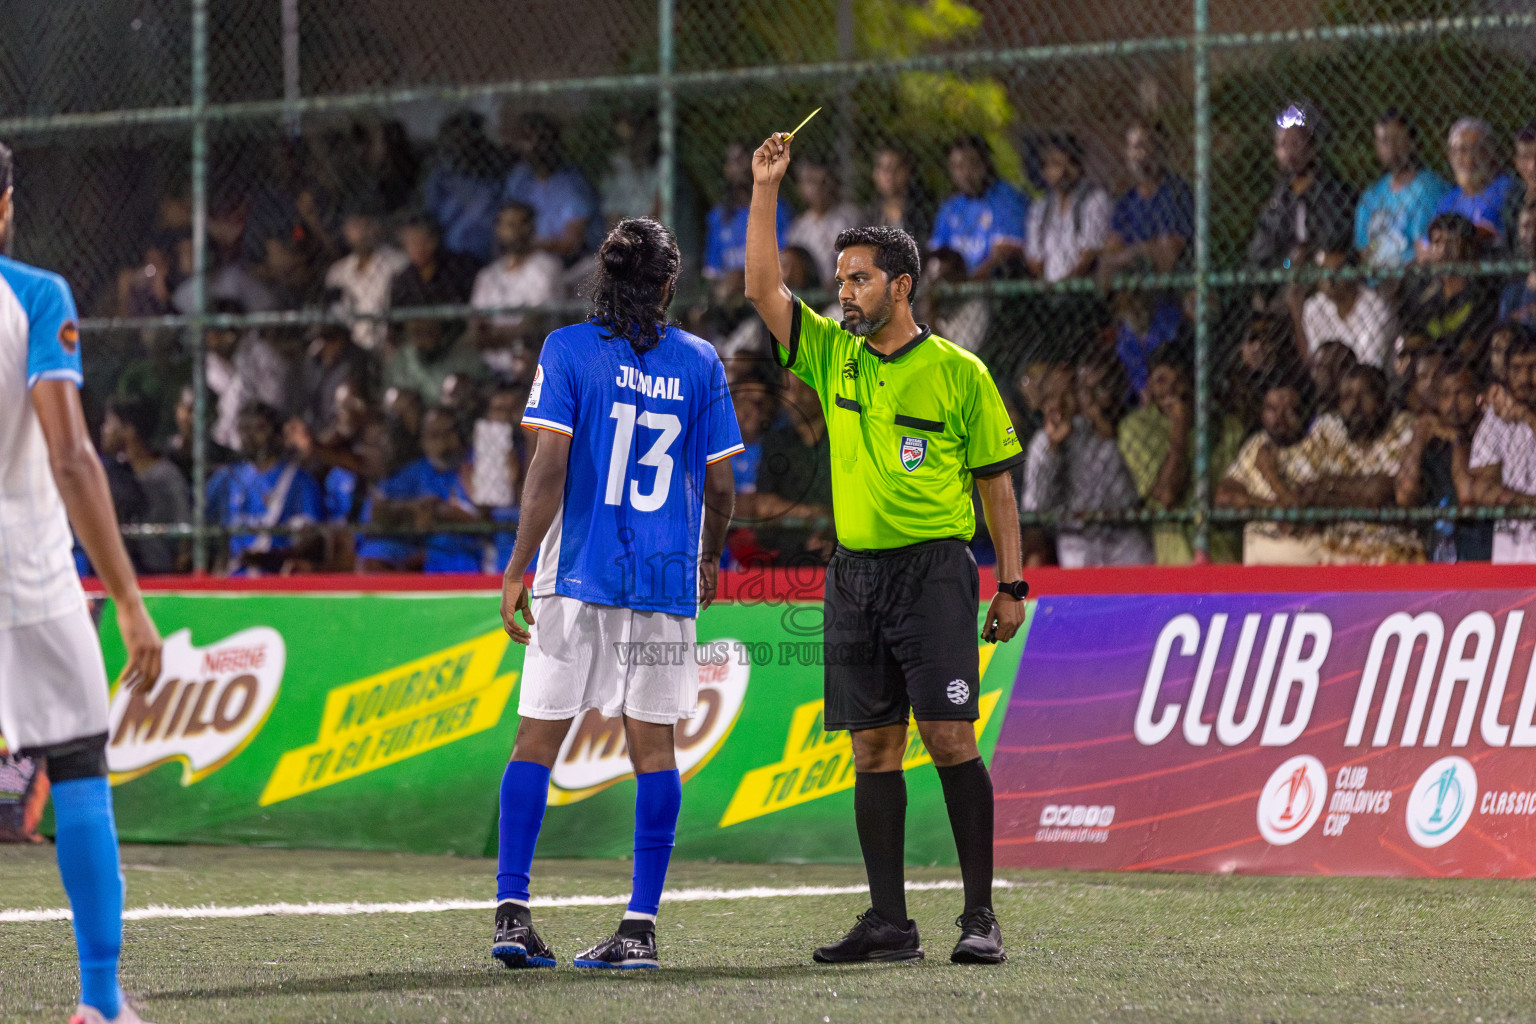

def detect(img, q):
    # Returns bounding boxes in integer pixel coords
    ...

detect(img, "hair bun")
[601,231,640,276]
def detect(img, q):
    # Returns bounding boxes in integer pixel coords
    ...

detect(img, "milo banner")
[96,587,1024,864]
[992,585,1536,877]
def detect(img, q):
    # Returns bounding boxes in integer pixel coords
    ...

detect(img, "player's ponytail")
[588,218,680,355]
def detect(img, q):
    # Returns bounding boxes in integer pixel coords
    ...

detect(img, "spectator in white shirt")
[784,161,862,289]
[204,299,299,452]
[1295,244,1396,367]
[919,248,990,353]
[600,109,661,227]
[325,201,409,351]
[1026,134,1113,282]
[470,201,563,336]
[1470,327,1536,562]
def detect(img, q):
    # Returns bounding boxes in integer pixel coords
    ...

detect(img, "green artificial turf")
[3,843,1535,1023]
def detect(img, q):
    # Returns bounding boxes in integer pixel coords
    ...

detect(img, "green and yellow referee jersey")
[774,297,1023,550]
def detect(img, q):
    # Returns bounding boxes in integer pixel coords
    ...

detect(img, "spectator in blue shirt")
[223,403,325,575]
[1430,118,1516,252]
[1114,289,1187,396]
[357,408,482,573]
[703,141,793,284]
[1101,120,1193,280]
[1500,198,1536,325]
[721,376,778,569]
[1501,120,1536,251]
[502,113,602,264]
[1355,109,1449,272]
[929,135,1028,279]
[423,110,507,263]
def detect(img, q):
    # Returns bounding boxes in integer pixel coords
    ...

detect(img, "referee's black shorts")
[822,538,980,732]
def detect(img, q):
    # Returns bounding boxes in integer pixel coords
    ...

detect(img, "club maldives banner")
[89,584,1024,864]
[993,575,1536,878]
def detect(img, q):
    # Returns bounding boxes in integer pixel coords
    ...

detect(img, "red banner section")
[993,574,1536,878]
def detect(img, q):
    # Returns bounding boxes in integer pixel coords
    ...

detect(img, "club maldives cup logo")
[1405,756,1477,848]
[900,435,926,472]
[1257,755,1327,846]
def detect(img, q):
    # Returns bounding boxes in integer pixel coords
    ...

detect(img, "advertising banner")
[993,587,1536,877]
[96,588,1025,864]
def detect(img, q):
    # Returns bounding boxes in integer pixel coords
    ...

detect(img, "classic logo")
[946,679,970,704]
[548,640,750,805]
[1406,756,1477,848]
[58,320,79,354]
[841,359,858,381]
[1256,754,1327,845]
[899,435,926,472]
[108,627,285,785]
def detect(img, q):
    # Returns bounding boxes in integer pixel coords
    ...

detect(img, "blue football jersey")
[523,321,743,616]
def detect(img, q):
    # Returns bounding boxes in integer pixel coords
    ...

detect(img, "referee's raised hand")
[753,133,792,188]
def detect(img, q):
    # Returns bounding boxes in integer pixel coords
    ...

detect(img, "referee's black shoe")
[950,906,1006,964]
[492,901,557,968]
[812,909,923,963]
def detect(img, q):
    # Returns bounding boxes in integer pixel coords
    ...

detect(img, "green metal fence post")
[658,0,676,231]
[189,0,210,573]
[1191,0,1212,561]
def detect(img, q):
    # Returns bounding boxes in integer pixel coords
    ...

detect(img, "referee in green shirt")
[745,132,1026,965]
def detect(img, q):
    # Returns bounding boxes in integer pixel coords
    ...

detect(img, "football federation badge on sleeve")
[899,435,926,472]
[528,364,544,408]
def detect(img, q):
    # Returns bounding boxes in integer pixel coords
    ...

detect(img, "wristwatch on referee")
[996,579,1029,600]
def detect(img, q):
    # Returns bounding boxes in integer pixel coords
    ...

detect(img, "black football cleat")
[573,926,660,970]
[492,901,557,968]
[950,906,1006,964]
[812,909,924,963]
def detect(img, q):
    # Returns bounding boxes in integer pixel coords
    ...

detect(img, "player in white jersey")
[0,142,164,1024]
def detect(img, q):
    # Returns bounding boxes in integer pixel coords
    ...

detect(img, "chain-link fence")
[4,0,1536,574]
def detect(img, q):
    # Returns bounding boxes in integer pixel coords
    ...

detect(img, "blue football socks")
[52,777,124,1020]
[626,769,682,919]
[497,760,551,904]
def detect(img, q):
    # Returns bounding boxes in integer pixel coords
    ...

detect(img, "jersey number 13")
[604,401,681,512]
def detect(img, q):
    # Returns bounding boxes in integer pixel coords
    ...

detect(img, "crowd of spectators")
[77,100,1536,575]
[1022,104,1536,567]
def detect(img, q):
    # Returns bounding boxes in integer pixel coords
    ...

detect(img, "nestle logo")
[202,646,266,674]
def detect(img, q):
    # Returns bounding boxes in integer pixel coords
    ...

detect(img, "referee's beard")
[841,289,894,338]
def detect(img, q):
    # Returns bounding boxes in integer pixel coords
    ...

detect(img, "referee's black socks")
[854,770,908,924]
[937,757,994,912]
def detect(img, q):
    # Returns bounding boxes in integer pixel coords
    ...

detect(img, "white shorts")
[519,595,699,725]
[0,606,111,752]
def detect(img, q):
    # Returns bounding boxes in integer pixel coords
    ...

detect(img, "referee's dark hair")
[0,141,12,192]
[834,225,922,304]
[589,217,680,355]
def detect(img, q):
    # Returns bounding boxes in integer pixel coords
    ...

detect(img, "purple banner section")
[992,589,1536,877]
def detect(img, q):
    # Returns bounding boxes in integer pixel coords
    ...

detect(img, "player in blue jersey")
[0,143,163,1023]
[492,218,741,970]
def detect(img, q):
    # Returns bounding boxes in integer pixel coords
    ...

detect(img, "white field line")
[0,878,1024,925]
